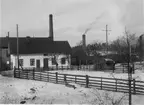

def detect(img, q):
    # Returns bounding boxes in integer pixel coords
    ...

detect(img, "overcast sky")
[0,0,144,46]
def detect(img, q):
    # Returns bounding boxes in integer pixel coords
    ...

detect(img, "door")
[43,58,48,68]
[36,60,40,68]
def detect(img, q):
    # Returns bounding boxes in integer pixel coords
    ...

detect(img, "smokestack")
[49,14,54,41]
[82,34,86,51]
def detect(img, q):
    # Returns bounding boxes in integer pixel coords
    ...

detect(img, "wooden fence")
[14,69,144,95]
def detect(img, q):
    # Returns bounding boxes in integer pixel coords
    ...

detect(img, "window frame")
[30,58,35,66]
[61,58,66,64]
[51,58,56,65]
[19,59,24,66]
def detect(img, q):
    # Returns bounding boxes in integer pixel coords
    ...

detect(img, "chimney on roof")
[82,34,86,51]
[49,14,54,41]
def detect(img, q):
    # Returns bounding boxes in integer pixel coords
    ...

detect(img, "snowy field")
[0,62,144,104]
[0,74,144,104]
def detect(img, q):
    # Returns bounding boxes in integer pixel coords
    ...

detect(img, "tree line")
[72,31,143,63]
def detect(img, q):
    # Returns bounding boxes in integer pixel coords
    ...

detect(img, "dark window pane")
[61,58,66,64]
[30,59,35,66]
[19,59,23,66]
[52,58,58,65]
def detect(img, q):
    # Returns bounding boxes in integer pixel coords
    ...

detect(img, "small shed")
[94,58,115,70]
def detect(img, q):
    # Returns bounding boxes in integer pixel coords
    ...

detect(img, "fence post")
[86,60,88,70]
[47,72,49,82]
[86,75,89,88]
[79,60,81,70]
[14,67,16,78]
[56,65,58,70]
[116,79,117,92]
[19,68,20,78]
[33,68,35,80]
[77,65,79,70]
[27,70,28,79]
[132,63,135,74]
[48,66,49,71]
[62,66,63,70]
[101,77,102,90]
[133,79,136,94]
[56,72,58,84]
[75,76,77,83]
[113,65,115,73]
[40,69,41,81]
[71,65,73,70]
[123,64,124,73]
[64,74,67,84]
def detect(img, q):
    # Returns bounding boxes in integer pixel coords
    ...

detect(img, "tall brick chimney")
[49,14,53,41]
[82,34,86,51]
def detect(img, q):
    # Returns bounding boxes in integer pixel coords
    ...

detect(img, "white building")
[0,14,72,70]
[0,37,71,70]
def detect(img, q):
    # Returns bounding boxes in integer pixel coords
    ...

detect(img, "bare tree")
[86,41,103,56]
[109,32,138,63]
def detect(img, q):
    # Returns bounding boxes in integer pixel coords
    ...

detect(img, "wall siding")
[11,54,71,69]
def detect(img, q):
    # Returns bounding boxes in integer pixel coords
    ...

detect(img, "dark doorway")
[36,60,40,68]
[43,58,48,68]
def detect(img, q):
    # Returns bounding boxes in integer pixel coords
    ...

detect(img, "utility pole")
[16,24,19,70]
[102,24,111,56]
[7,32,11,69]
[125,27,132,105]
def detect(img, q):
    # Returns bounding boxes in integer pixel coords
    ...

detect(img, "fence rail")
[14,69,144,95]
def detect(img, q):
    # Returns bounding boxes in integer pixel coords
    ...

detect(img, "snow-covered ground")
[0,75,144,105]
[0,62,143,104]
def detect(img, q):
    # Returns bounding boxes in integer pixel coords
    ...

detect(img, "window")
[52,58,58,65]
[30,59,35,66]
[61,58,66,64]
[52,58,55,65]
[19,59,23,66]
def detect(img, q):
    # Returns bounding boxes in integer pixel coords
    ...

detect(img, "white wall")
[11,54,71,69]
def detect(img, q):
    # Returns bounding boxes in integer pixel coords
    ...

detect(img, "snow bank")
[0,75,144,104]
